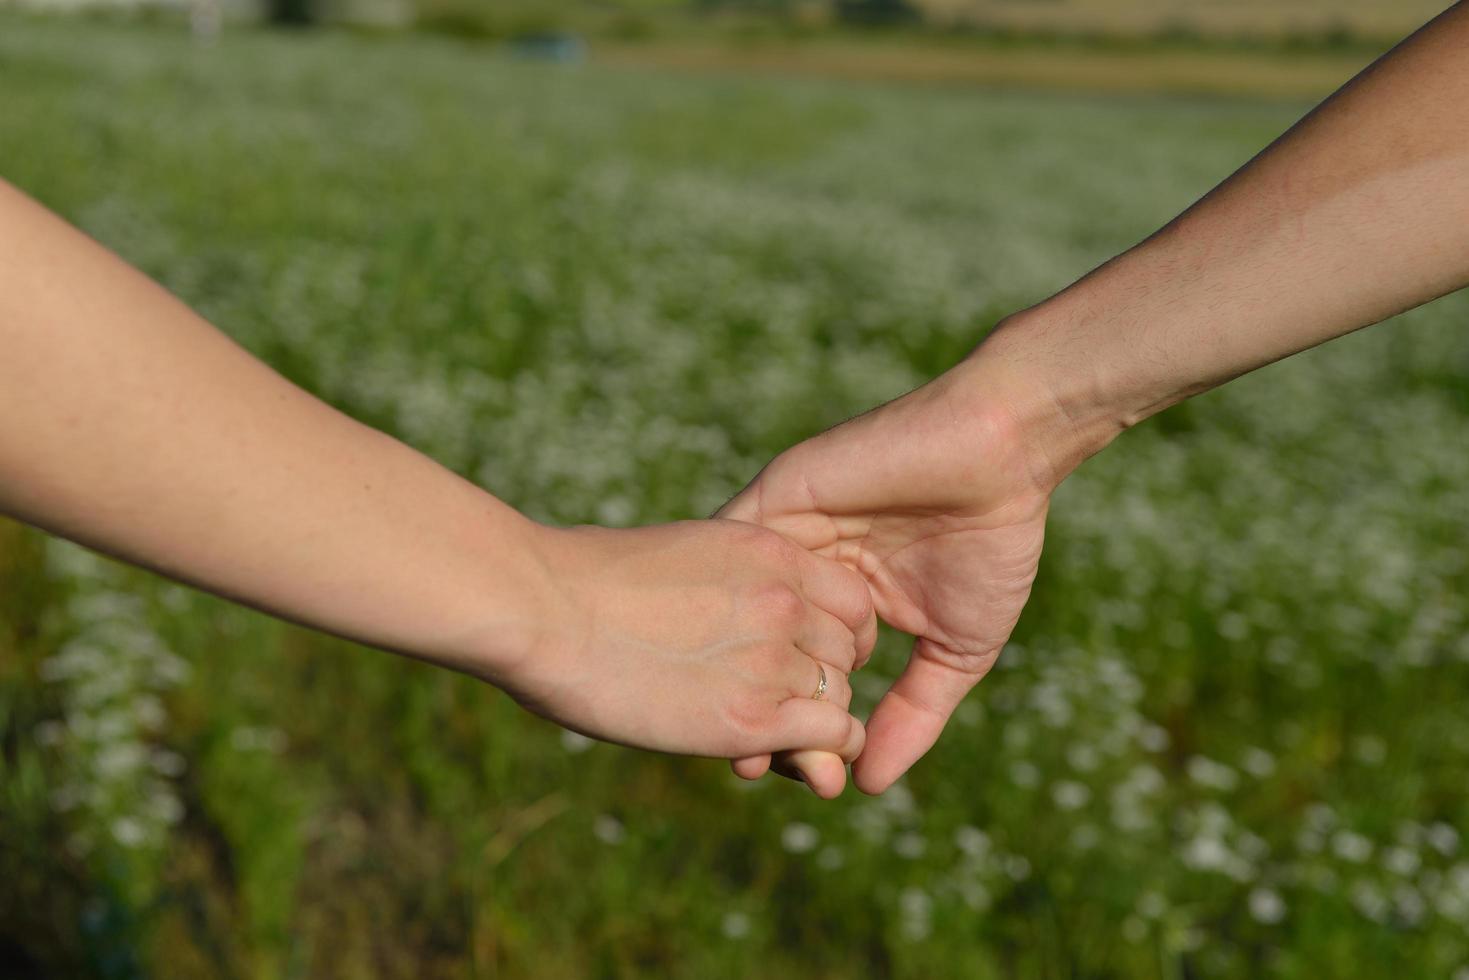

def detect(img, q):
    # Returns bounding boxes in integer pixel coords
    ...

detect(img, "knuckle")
[735,521,783,554]
[723,693,773,743]
[741,523,800,573]
[751,582,805,628]
[746,640,789,674]
[834,570,875,627]
[821,634,858,672]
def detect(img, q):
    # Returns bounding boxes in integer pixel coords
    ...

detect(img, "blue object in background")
[508,32,587,63]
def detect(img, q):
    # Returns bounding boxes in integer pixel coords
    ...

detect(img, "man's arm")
[725,1,1469,793]
[989,0,1469,478]
[0,180,875,795]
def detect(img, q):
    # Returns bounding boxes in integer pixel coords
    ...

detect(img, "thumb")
[852,638,995,795]
[715,481,760,523]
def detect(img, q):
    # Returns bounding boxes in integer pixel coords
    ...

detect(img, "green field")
[2,16,1469,979]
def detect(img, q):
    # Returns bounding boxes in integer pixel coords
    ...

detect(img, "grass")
[2,14,1468,979]
[593,34,1387,100]
[902,0,1448,44]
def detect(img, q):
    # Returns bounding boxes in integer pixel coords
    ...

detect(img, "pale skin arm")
[726,1,1469,793]
[0,180,877,797]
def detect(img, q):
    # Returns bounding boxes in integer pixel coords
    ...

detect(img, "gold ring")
[812,664,828,701]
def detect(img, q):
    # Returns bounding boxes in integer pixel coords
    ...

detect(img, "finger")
[767,668,855,796]
[781,655,852,708]
[731,755,771,780]
[715,484,758,522]
[770,670,853,792]
[797,608,859,674]
[731,648,845,784]
[773,750,849,799]
[779,650,851,706]
[761,698,866,762]
[790,547,878,662]
[851,637,991,795]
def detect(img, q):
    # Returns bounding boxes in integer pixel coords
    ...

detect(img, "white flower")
[1009,761,1040,788]
[1186,756,1239,792]
[1137,724,1171,753]
[848,804,891,844]
[957,879,991,912]
[781,822,819,854]
[230,726,286,753]
[1070,823,1100,852]
[559,730,595,754]
[1248,887,1286,924]
[1350,880,1388,923]
[1384,846,1421,877]
[954,825,991,859]
[1137,892,1167,919]
[1352,735,1387,766]
[1066,743,1100,772]
[721,912,751,939]
[1183,837,1231,872]
[1240,748,1276,779]
[954,701,983,727]
[1428,823,1461,857]
[1236,832,1270,863]
[149,749,186,778]
[1332,830,1373,864]
[1217,612,1249,640]
[1180,831,1253,881]
[110,816,147,848]
[1304,803,1337,832]
[1393,884,1426,926]
[892,832,927,860]
[595,496,635,526]
[1051,780,1091,811]
[899,887,933,941]
[592,814,624,845]
[880,783,917,817]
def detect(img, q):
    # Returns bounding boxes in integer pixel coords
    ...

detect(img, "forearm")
[974,1,1469,483]
[0,179,553,679]
[0,181,878,784]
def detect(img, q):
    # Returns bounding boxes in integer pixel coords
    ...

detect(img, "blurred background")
[2,1,1468,977]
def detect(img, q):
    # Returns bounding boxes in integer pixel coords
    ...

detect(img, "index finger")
[790,546,878,665]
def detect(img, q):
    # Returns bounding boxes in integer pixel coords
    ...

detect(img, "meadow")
[2,15,1468,979]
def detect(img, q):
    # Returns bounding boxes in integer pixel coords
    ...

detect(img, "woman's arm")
[724,1,1469,793]
[0,180,875,796]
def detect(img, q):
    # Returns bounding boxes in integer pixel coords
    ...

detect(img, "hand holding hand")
[721,354,1059,794]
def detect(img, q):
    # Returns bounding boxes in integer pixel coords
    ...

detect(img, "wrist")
[465,521,608,697]
[947,307,1130,491]
[420,506,576,689]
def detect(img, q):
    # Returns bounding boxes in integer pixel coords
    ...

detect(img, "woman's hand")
[494,520,878,798]
[0,181,875,797]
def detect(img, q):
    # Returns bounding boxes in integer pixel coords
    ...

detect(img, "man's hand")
[720,357,1059,794]
[724,1,1469,794]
